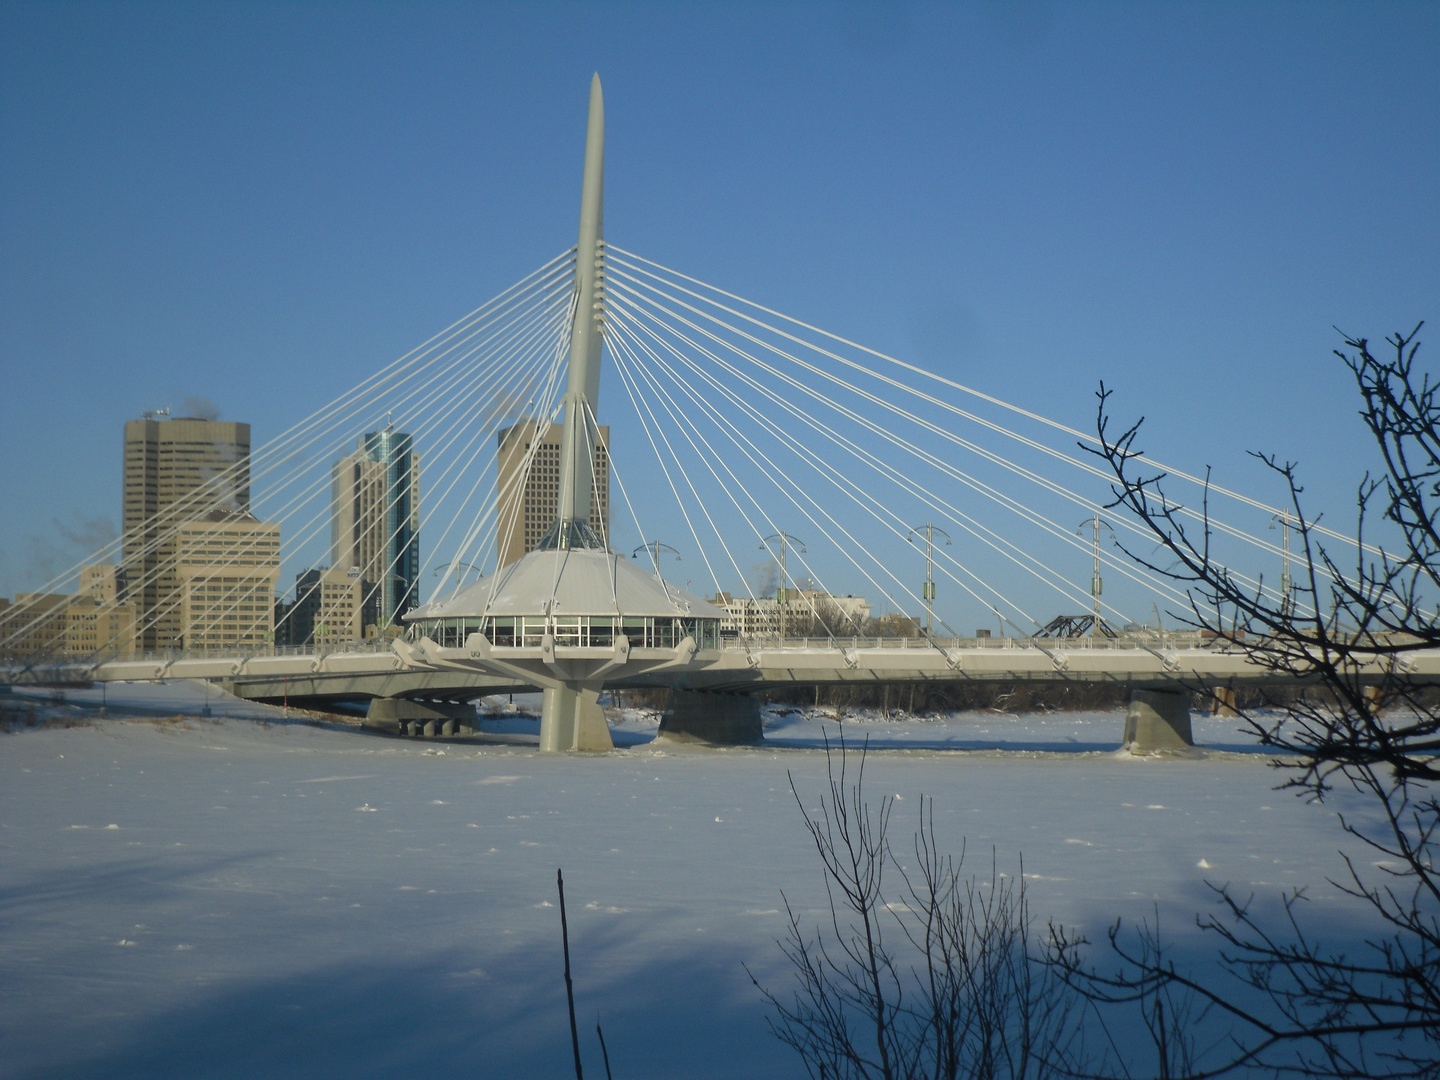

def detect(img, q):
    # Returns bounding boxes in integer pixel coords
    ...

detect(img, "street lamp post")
[433,559,484,590]
[907,523,952,636]
[632,541,680,574]
[760,532,806,640]
[1270,511,1294,616]
[1077,516,1115,636]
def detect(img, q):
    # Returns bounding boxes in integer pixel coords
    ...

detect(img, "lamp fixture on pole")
[433,559,483,589]
[760,532,806,640]
[1077,516,1115,636]
[1270,511,1295,616]
[907,523,951,636]
[633,541,680,574]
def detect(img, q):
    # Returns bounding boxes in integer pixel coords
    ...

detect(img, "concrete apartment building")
[122,415,251,650]
[798,590,873,628]
[330,428,419,629]
[495,421,609,567]
[0,566,137,658]
[66,565,138,657]
[0,592,70,655]
[710,593,781,637]
[174,510,280,652]
[710,590,873,638]
[2,413,259,659]
[286,566,380,647]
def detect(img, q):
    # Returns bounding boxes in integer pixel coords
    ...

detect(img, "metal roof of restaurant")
[406,548,724,620]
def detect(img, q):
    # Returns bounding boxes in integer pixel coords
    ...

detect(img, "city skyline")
[3,9,1436,1071]
[0,408,431,654]
[1,3,1435,625]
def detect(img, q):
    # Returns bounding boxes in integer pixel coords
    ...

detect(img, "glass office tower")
[331,427,419,629]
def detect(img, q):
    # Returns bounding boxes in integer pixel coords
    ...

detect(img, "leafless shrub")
[751,733,1087,1079]
[1052,324,1440,1077]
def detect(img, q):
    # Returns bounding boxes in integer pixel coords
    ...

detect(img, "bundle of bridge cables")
[3,243,1342,664]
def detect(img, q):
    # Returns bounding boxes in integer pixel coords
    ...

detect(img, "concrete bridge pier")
[1211,685,1239,716]
[364,697,475,735]
[657,690,764,745]
[539,685,613,752]
[1123,689,1195,753]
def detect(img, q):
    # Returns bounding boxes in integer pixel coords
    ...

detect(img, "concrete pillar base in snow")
[1211,685,1239,716]
[363,697,474,734]
[657,690,764,745]
[539,685,613,752]
[1123,689,1194,753]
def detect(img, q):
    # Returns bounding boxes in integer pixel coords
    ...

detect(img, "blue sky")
[2,1,1436,613]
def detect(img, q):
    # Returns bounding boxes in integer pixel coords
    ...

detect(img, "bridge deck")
[7,635,1437,703]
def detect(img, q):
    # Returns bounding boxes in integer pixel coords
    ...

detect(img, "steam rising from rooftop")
[180,396,221,421]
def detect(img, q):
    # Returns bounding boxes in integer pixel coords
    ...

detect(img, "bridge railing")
[1,638,402,668]
[4,630,1232,676]
[143,639,402,663]
[719,632,1213,651]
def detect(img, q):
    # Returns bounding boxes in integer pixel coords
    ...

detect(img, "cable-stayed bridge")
[5,76,1434,751]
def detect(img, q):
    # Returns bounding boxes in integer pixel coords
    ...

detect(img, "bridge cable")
[605,265,1301,591]
[2,249,577,633]
[606,287,1196,625]
[605,277,1257,618]
[608,302,1047,631]
[71,275,573,656]
[608,311,912,631]
[606,246,1385,562]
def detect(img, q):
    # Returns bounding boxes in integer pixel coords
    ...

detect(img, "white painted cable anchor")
[1137,641,1182,672]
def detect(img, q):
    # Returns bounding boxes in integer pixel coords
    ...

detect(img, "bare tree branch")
[1054,325,1439,1078]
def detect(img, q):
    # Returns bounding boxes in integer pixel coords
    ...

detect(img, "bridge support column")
[1123,689,1195,753]
[1211,686,1239,716]
[363,698,475,734]
[657,690,764,745]
[540,685,613,752]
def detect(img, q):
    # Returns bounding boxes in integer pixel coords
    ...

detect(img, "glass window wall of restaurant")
[407,615,719,650]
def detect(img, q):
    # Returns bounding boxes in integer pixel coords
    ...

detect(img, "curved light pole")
[1077,516,1116,636]
[1270,511,1294,616]
[760,532,806,640]
[432,559,484,590]
[907,523,952,636]
[632,541,680,575]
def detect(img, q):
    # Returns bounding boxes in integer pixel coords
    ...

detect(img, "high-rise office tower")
[121,415,251,650]
[495,421,610,568]
[330,427,419,628]
[287,566,381,647]
[175,510,280,652]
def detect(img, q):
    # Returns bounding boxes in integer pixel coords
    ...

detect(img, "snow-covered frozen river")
[1,686,1379,1078]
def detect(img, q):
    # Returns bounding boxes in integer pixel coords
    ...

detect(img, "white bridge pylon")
[3,75,1415,750]
[407,74,726,752]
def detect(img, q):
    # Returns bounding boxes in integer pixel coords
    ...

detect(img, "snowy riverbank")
[2,695,1377,1078]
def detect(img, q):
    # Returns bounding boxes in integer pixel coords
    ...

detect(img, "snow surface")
[1,684,1384,1078]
